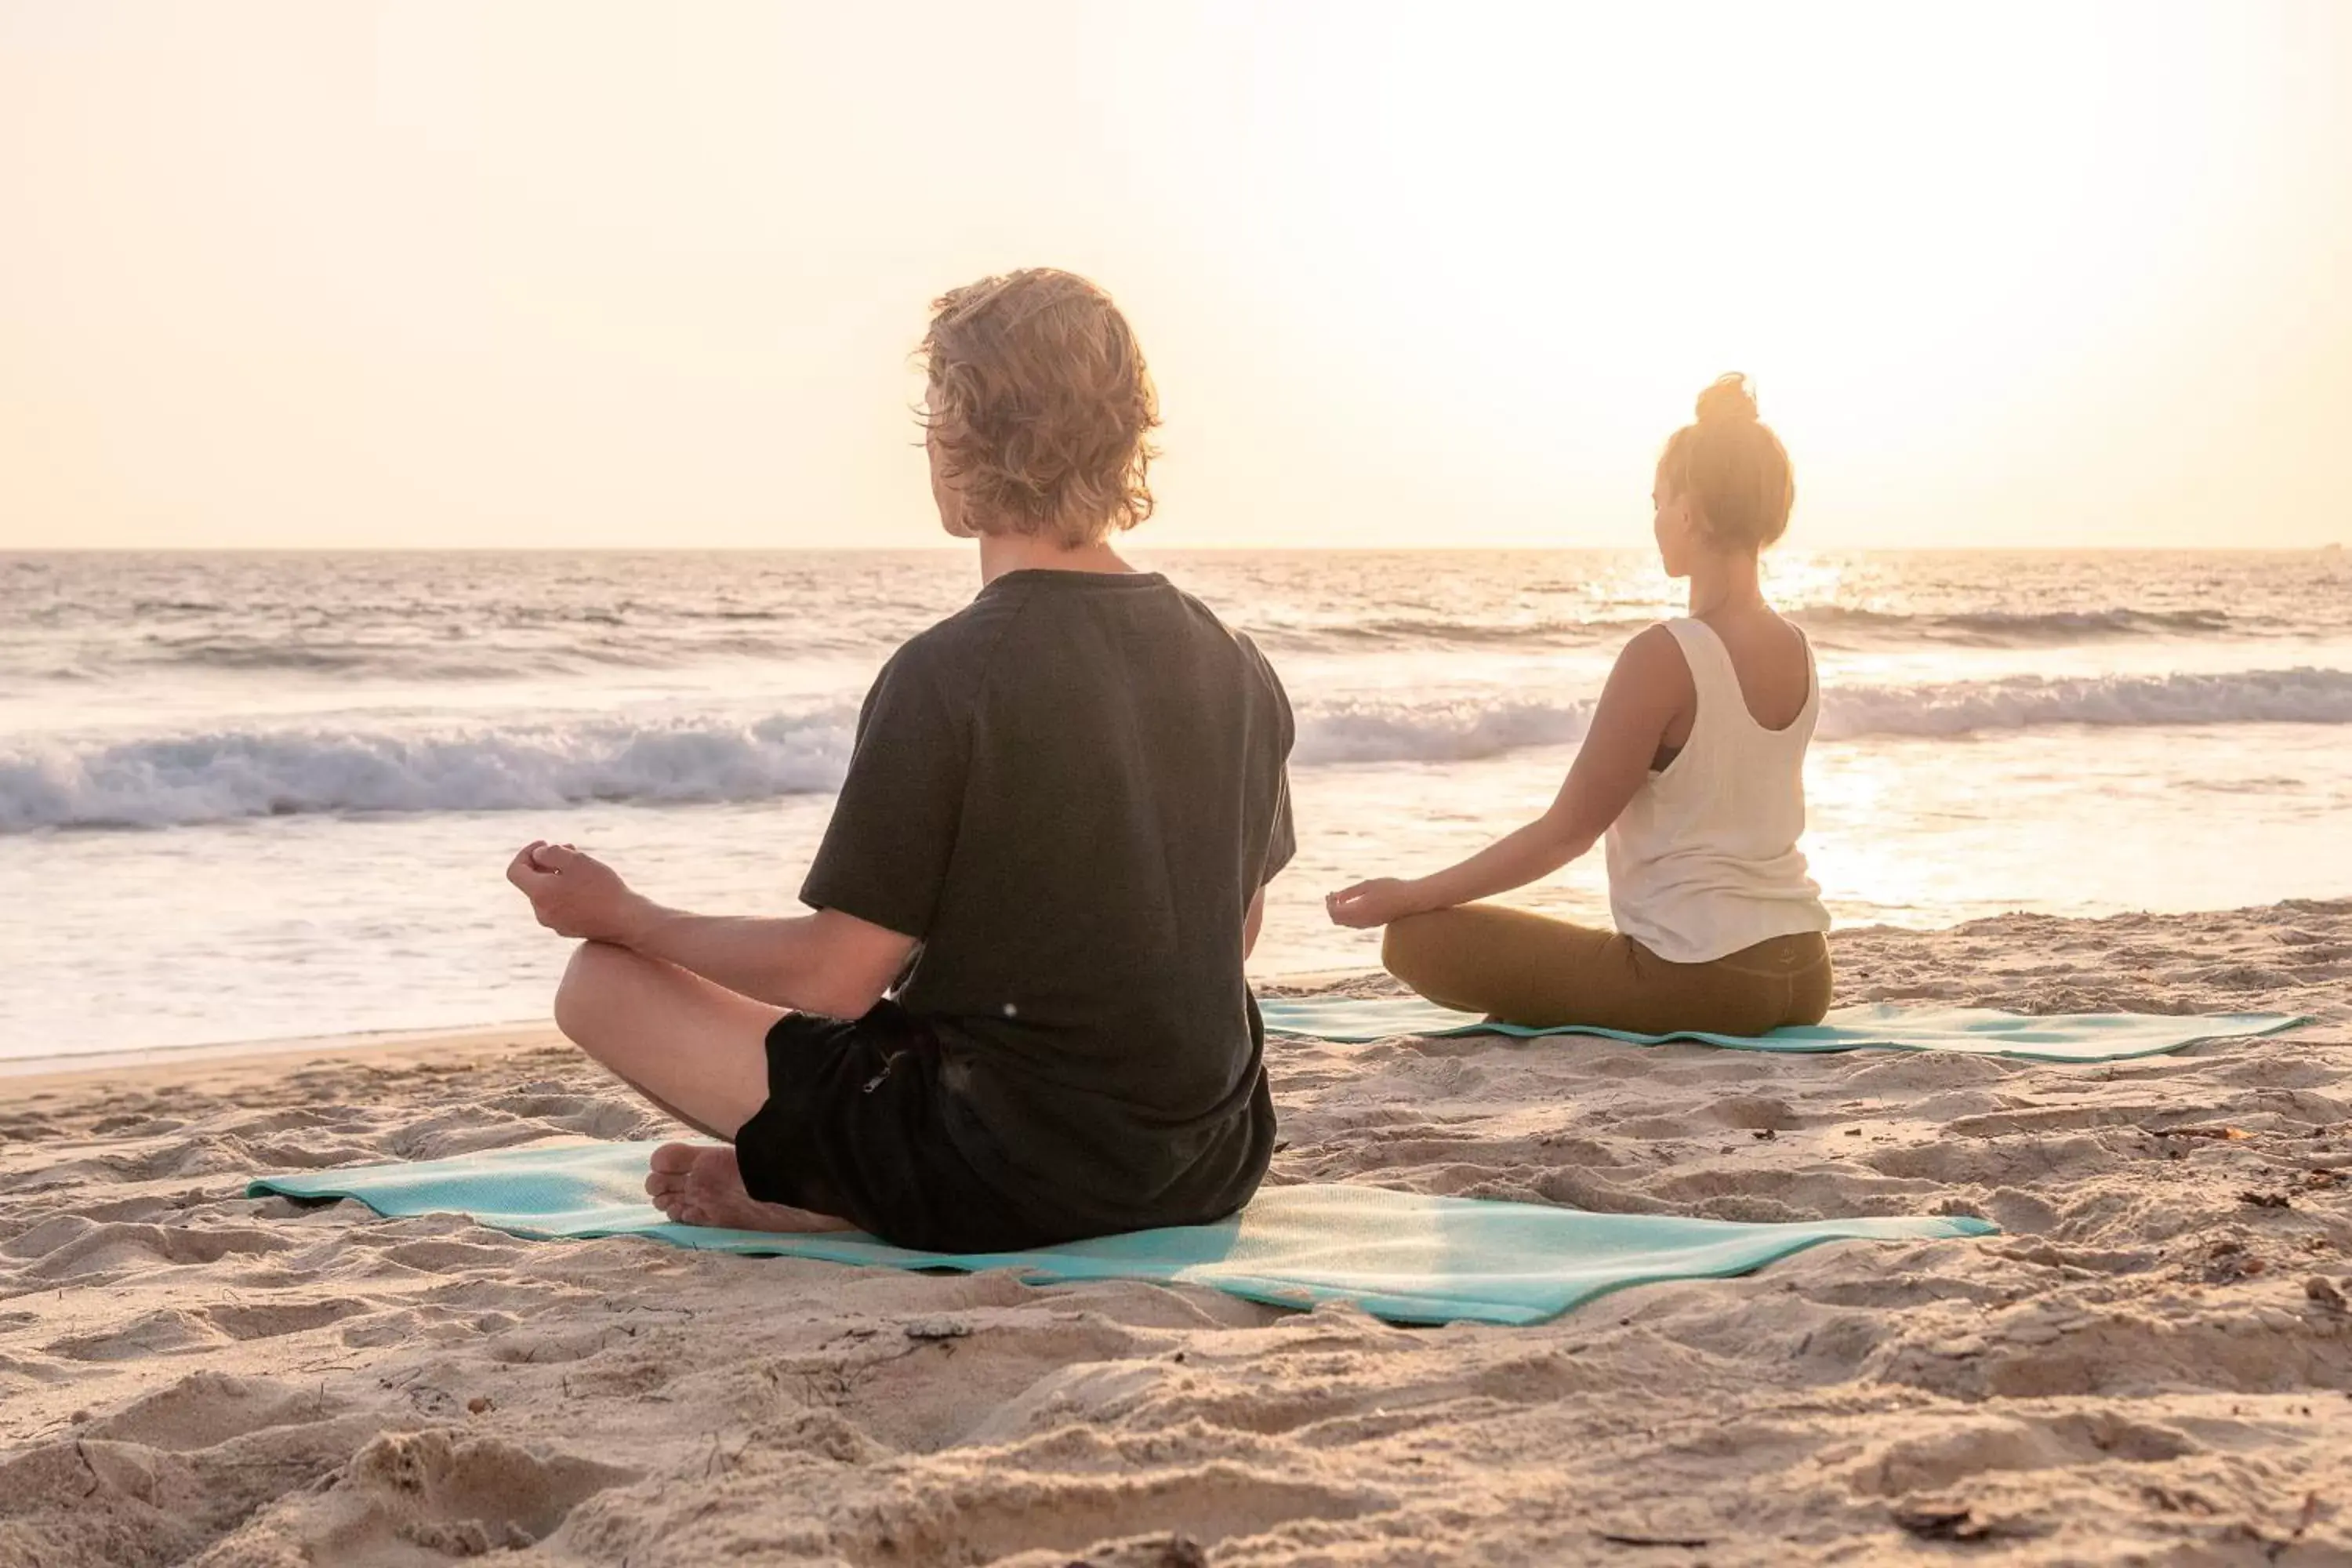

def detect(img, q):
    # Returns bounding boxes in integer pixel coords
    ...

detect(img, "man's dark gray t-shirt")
[800,568,1295,1235]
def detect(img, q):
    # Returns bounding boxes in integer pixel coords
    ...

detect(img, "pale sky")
[2,1,2347,551]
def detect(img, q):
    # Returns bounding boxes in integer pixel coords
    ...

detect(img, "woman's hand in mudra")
[1324,877,1425,930]
[505,841,652,946]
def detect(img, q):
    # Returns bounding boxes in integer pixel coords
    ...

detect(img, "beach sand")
[4,902,2350,1566]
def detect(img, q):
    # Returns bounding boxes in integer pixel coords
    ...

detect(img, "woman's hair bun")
[1693,372,1759,426]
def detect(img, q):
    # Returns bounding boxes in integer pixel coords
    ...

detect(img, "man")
[506,269,1295,1250]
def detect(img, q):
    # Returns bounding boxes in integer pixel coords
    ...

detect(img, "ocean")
[5,547,2349,1067]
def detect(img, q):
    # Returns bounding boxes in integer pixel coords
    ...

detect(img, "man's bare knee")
[554,940,643,1045]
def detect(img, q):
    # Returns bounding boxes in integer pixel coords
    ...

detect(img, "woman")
[506,269,1295,1249]
[1325,373,1831,1035]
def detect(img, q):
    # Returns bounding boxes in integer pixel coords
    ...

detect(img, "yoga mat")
[1258,996,2308,1062]
[249,1140,1995,1327]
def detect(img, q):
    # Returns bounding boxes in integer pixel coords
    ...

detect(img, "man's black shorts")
[731,1003,1060,1253]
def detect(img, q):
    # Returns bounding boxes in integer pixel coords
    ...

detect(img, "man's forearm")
[617,903,840,1013]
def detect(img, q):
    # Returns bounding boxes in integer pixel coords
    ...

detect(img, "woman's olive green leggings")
[1381,904,1833,1035]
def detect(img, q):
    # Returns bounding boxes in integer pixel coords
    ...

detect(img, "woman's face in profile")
[1652,477,1697,579]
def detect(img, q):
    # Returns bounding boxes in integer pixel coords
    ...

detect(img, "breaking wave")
[9,666,2351,831]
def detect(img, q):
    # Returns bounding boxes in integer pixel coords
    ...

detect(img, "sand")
[4,900,2350,1566]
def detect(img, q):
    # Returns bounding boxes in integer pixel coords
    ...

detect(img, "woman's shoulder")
[1597,623,1701,721]
[1740,609,1813,674]
[1614,620,1700,683]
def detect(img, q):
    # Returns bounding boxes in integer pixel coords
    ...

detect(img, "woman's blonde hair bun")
[1693,372,1759,426]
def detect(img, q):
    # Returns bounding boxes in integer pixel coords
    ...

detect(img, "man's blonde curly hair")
[919,269,1160,548]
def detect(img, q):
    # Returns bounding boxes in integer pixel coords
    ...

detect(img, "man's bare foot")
[643,1142,857,1234]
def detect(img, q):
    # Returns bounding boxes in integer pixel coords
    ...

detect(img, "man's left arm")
[507,842,914,1019]
[622,904,913,1019]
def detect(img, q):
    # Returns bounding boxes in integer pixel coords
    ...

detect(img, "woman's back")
[1691,608,1813,732]
[1605,615,1829,964]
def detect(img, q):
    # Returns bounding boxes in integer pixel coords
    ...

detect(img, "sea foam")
[0,712,854,832]
[7,666,2351,832]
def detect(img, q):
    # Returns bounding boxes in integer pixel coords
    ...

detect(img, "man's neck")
[976,529,1138,586]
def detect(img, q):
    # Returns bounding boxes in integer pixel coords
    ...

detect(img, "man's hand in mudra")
[505,841,653,946]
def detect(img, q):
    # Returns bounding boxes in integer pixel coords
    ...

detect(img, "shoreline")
[0,1022,565,1094]
[0,967,1396,1087]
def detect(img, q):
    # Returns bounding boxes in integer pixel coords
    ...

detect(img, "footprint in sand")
[217,1427,640,1560]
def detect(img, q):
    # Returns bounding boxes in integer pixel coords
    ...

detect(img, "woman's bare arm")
[1327,626,1690,926]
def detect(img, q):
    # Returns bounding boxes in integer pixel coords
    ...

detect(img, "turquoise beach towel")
[249,1140,1994,1327]
[1258,997,2307,1062]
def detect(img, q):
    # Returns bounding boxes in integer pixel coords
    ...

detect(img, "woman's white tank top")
[1604,618,1831,964]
